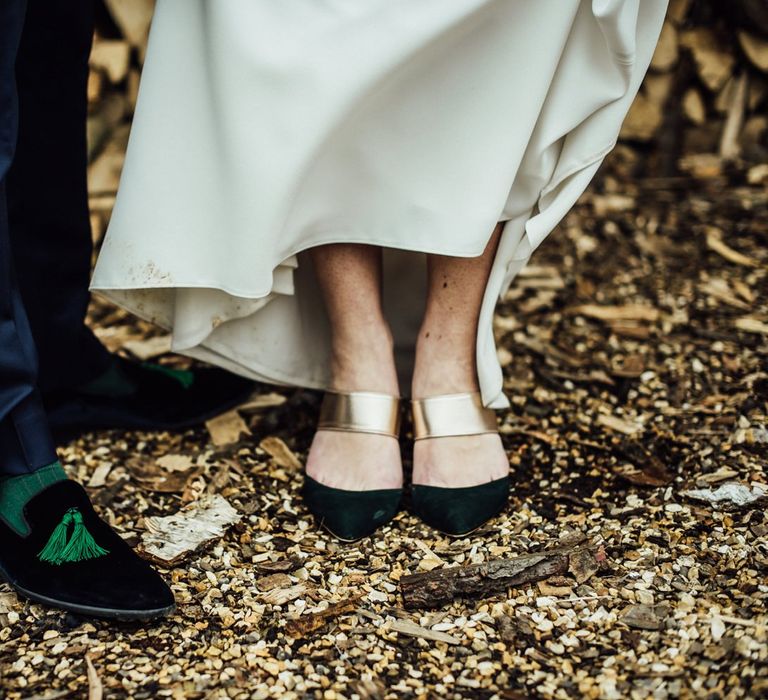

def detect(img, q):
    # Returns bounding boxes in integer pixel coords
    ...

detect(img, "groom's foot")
[0,467,174,620]
[44,355,254,441]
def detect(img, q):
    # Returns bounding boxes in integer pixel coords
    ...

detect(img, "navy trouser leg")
[7,0,110,396]
[0,0,57,476]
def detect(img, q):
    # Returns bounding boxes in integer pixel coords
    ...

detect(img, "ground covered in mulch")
[0,149,766,699]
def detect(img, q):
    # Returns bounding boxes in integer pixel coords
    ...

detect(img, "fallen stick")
[399,537,601,610]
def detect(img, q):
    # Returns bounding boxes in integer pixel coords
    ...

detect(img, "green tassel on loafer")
[411,392,510,537]
[303,392,402,542]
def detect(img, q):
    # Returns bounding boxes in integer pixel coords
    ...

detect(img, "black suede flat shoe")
[304,392,403,542]
[303,476,402,542]
[0,480,175,620]
[411,477,510,537]
[411,393,510,537]
[44,355,255,441]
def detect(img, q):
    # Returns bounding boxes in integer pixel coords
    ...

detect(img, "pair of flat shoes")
[303,391,509,542]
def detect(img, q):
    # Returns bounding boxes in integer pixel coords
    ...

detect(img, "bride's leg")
[412,224,509,487]
[306,243,402,491]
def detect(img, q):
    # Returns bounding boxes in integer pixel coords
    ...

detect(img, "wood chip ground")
[1,3,767,698]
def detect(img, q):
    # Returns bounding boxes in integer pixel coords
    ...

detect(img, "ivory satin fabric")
[92,0,667,408]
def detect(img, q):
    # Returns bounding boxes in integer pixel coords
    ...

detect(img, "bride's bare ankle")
[329,323,399,395]
[412,332,478,398]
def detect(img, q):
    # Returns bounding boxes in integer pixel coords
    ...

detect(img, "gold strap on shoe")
[318,391,401,437]
[412,392,498,440]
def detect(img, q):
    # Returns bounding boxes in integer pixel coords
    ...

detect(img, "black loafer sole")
[0,565,175,621]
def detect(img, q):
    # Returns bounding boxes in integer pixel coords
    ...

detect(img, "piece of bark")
[568,304,660,323]
[747,162,768,185]
[680,28,735,92]
[89,39,131,84]
[121,334,172,360]
[597,414,644,436]
[677,153,723,179]
[705,227,759,268]
[568,546,605,585]
[681,482,768,509]
[103,0,155,49]
[86,463,113,489]
[739,31,768,72]
[667,0,692,25]
[237,392,287,412]
[285,595,362,637]
[735,317,768,335]
[85,655,103,700]
[682,88,706,125]
[651,22,679,71]
[389,618,461,645]
[86,93,127,163]
[255,556,303,575]
[260,584,309,606]
[720,72,749,160]
[140,494,241,565]
[257,573,293,592]
[620,91,664,142]
[399,538,600,610]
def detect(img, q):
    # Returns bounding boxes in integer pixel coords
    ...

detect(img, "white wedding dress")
[92,0,667,408]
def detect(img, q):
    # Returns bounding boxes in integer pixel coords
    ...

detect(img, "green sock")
[0,462,67,537]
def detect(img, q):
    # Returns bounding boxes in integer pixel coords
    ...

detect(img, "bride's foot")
[411,355,508,490]
[303,330,403,541]
[306,431,402,491]
[410,351,510,537]
[305,333,402,492]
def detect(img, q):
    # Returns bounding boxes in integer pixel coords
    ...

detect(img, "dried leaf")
[621,604,667,631]
[259,436,302,470]
[156,454,196,472]
[206,410,250,447]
